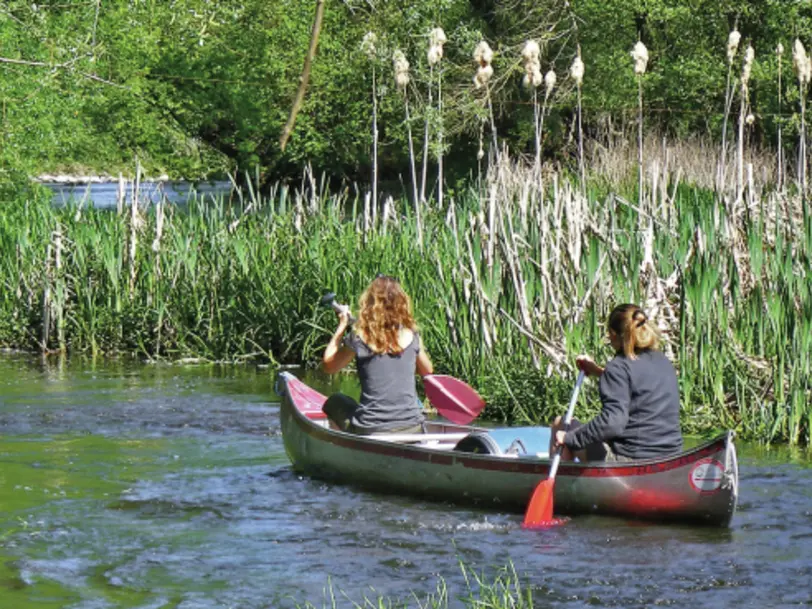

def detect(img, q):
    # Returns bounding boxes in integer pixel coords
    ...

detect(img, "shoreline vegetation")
[1,135,810,445]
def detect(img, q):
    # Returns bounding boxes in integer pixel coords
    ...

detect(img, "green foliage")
[4,1,812,180]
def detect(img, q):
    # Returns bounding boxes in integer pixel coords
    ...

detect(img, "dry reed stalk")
[570,48,586,196]
[777,43,785,191]
[129,162,141,296]
[793,39,811,192]
[736,44,755,211]
[393,50,421,246]
[429,28,447,209]
[41,242,52,351]
[632,41,649,207]
[117,173,125,215]
[361,33,379,212]
[718,28,741,194]
[474,41,498,161]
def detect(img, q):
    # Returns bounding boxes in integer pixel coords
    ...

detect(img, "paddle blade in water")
[523,479,560,528]
[423,375,486,425]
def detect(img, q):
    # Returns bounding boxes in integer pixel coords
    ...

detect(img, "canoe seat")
[453,427,551,459]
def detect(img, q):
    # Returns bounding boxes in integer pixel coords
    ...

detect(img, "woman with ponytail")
[321,274,433,434]
[551,304,683,461]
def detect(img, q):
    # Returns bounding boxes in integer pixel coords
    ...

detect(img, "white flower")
[632,41,649,75]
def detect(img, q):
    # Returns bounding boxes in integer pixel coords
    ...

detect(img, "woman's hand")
[335,307,351,331]
[554,430,567,449]
[576,354,604,377]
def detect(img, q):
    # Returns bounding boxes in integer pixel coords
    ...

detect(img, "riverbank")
[0,160,810,443]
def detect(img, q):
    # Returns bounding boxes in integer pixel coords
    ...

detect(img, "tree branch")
[278,0,326,152]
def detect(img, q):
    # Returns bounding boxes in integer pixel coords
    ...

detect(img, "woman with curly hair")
[321,274,433,434]
[551,303,683,462]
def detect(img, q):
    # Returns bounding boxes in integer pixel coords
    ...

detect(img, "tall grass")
[1,147,810,444]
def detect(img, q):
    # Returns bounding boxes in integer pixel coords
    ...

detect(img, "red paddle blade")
[423,374,485,425]
[523,479,560,528]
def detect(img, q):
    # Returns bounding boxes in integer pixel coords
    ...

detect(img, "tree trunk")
[279,0,326,152]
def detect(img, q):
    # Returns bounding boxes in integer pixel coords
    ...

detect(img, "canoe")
[276,372,739,527]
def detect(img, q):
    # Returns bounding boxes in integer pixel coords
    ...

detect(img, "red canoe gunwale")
[277,372,739,527]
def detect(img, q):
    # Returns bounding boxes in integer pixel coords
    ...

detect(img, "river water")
[1,356,810,609]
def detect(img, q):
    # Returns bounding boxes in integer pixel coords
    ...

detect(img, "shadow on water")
[1,354,811,608]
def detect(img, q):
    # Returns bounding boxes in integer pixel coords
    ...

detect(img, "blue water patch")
[43,180,233,208]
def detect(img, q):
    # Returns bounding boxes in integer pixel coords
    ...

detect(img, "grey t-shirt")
[344,331,424,433]
[564,350,683,459]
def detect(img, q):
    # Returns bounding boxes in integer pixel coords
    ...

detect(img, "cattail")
[742,44,755,86]
[777,42,784,57]
[360,32,377,59]
[522,40,542,88]
[428,27,447,66]
[544,69,557,96]
[632,41,649,75]
[570,52,584,86]
[473,41,494,89]
[393,50,410,90]
[794,39,811,87]
[746,114,755,125]
[727,29,741,63]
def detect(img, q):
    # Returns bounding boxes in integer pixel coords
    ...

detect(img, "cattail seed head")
[793,39,811,87]
[473,41,494,89]
[427,27,447,66]
[632,41,649,75]
[474,41,494,66]
[522,40,540,62]
[544,69,557,96]
[521,40,542,89]
[361,32,377,59]
[393,50,410,90]
[777,42,784,57]
[429,27,447,48]
[727,29,741,63]
[742,44,755,86]
[570,53,584,87]
[746,113,755,125]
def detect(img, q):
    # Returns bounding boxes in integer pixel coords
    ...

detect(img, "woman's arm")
[576,355,604,377]
[555,361,630,450]
[416,344,433,377]
[322,312,355,374]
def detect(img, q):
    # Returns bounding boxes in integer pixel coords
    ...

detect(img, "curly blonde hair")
[356,275,416,354]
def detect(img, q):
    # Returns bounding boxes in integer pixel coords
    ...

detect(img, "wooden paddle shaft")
[547,370,586,481]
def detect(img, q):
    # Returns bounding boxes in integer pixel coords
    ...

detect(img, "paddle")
[523,370,586,528]
[320,293,486,425]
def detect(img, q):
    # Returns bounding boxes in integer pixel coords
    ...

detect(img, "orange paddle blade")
[522,479,556,528]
